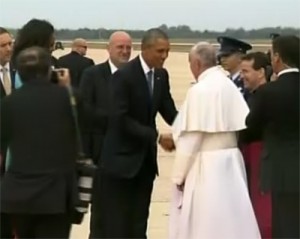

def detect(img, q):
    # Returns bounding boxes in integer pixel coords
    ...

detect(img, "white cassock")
[169,66,261,239]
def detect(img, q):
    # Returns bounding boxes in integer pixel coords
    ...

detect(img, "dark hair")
[272,35,300,68]
[0,27,9,35]
[242,52,271,80]
[141,28,169,49]
[12,19,54,65]
[16,46,51,83]
[242,52,269,71]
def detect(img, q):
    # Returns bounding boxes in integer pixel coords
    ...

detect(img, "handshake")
[158,133,175,152]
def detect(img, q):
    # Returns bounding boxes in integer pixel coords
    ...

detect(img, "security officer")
[217,36,252,98]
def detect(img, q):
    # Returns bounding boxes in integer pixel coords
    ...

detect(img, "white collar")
[0,62,10,72]
[231,71,240,80]
[108,59,118,74]
[277,68,299,77]
[139,54,154,75]
[197,66,220,82]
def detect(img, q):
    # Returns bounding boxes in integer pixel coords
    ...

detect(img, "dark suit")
[0,64,16,239]
[246,71,299,238]
[0,79,78,238]
[79,61,113,238]
[98,56,177,238]
[58,51,95,88]
[0,64,16,163]
[51,56,59,68]
[80,61,112,163]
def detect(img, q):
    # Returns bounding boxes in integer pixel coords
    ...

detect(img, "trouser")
[272,192,299,238]
[12,213,72,239]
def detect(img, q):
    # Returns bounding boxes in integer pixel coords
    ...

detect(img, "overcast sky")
[1,0,299,30]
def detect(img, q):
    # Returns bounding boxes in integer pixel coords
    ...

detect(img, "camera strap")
[65,86,85,158]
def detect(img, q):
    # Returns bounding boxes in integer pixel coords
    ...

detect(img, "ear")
[258,67,265,79]
[273,52,280,63]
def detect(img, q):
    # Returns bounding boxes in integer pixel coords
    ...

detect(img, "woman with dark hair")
[12,19,56,67]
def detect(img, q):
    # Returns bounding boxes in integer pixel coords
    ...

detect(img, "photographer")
[0,46,77,239]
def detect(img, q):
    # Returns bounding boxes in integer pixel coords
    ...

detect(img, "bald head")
[109,31,131,45]
[107,31,132,68]
[72,38,88,56]
[189,42,217,79]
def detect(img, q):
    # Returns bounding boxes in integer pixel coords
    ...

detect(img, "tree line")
[8,25,299,41]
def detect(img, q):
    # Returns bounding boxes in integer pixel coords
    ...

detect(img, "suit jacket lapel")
[104,60,111,76]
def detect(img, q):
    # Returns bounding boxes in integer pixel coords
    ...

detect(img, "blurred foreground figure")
[0,47,77,239]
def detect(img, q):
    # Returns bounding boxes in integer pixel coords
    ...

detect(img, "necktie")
[146,70,153,96]
[2,67,11,95]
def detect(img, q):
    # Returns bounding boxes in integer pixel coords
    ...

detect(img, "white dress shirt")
[108,59,118,74]
[139,54,154,90]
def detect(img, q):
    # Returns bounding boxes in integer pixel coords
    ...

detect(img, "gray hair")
[190,42,217,67]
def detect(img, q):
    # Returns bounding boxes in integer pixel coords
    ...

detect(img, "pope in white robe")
[169,42,261,239]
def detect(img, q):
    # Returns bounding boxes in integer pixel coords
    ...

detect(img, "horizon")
[4,25,300,31]
[4,25,299,32]
[2,0,299,31]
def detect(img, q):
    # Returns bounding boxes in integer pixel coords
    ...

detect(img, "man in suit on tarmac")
[0,27,16,239]
[97,28,177,239]
[58,38,94,88]
[246,35,299,239]
[79,31,133,238]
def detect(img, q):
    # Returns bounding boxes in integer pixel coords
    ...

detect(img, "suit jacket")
[101,56,177,179]
[246,71,299,193]
[0,79,78,213]
[239,90,263,144]
[58,51,95,88]
[0,64,16,174]
[0,64,16,99]
[51,56,59,68]
[79,61,112,164]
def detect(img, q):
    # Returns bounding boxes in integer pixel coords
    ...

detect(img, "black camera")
[51,68,66,84]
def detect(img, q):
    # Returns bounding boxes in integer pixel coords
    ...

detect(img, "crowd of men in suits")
[0,20,299,239]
